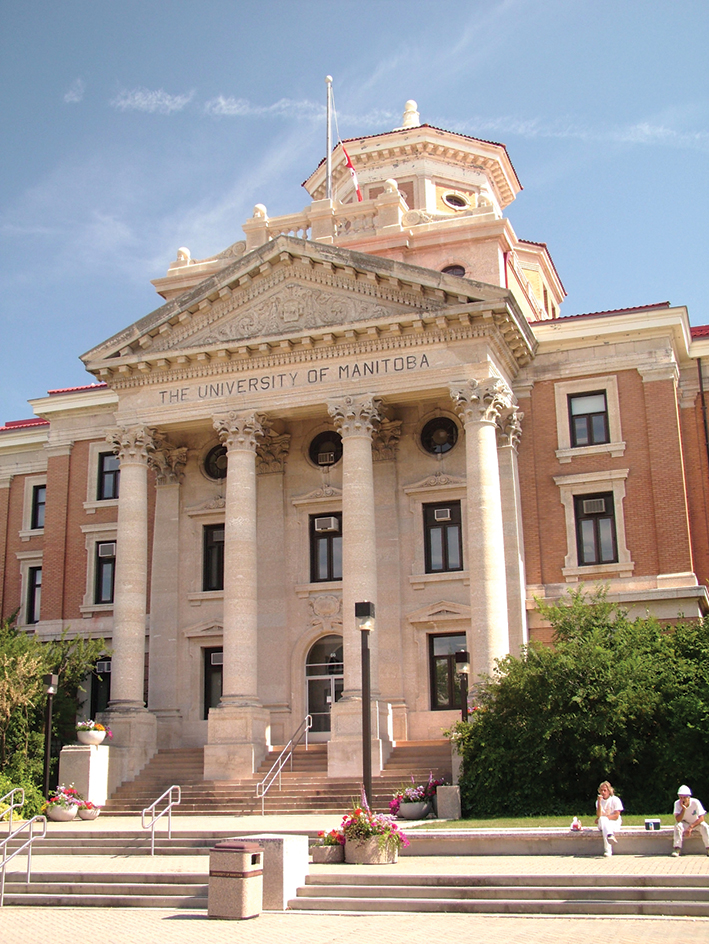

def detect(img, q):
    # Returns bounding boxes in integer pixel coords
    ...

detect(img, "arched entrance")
[306,634,343,741]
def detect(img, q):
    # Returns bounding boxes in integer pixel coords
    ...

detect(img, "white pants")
[673,820,709,849]
[598,816,621,854]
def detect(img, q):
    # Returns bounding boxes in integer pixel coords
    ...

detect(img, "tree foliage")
[451,589,709,816]
[0,614,108,800]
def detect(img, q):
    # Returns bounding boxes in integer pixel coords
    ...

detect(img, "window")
[91,659,112,716]
[203,525,225,591]
[429,633,466,710]
[204,648,223,719]
[421,417,458,455]
[441,264,466,277]
[568,392,609,448]
[204,445,227,480]
[574,493,617,566]
[97,452,120,500]
[27,566,42,624]
[31,485,46,530]
[95,542,116,604]
[309,431,343,468]
[310,514,342,582]
[424,502,463,574]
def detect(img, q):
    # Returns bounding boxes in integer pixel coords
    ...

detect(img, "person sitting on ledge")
[672,785,709,857]
[595,780,623,857]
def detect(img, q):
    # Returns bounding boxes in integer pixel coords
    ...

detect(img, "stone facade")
[2,104,709,792]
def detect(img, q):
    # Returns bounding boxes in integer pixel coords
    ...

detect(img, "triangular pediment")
[81,234,513,374]
[408,600,471,625]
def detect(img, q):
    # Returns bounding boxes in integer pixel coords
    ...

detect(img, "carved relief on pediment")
[151,279,412,353]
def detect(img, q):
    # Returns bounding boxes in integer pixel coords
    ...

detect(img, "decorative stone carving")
[449,378,513,425]
[213,411,265,452]
[497,405,524,450]
[149,431,188,485]
[327,395,383,438]
[372,417,402,461]
[107,425,156,462]
[309,595,343,633]
[256,424,291,474]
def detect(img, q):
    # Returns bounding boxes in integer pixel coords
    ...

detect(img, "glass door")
[305,634,343,740]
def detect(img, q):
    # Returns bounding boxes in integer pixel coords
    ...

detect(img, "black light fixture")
[42,673,59,800]
[355,602,375,808]
[455,650,470,723]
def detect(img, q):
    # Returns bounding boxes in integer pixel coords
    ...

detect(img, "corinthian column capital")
[497,405,524,450]
[107,425,156,463]
[327,394,382,438]
[148,430,188,484]
[213,411,265,452]
[449,378,513,425]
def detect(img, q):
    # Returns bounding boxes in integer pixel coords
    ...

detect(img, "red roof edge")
[46,382,108,395]
[1,417,50,432]
[550,302,672,322]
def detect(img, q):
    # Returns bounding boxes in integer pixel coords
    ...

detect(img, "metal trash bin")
[208,840,263,919]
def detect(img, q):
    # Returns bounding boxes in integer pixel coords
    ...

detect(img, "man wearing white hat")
[671,785,709,856]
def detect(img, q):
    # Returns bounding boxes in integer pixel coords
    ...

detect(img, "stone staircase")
[2,871,208,908]
[290,872,709,916]
[103,740,453,815]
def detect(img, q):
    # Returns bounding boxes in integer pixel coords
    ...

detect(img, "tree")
[451,589,709,816]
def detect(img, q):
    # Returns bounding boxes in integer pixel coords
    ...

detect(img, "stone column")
[326,394,390,778]
[204,411,270,780]
[497,404,528,657]
[450,378,512,682]
[147,433,187,749]
[101,425,157,792]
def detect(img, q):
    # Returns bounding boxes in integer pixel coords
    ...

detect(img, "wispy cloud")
[63,78,85,104]
[111,87,195,114]
[204,96,324,120]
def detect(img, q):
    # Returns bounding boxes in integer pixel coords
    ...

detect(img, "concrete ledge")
[403,826,709,857]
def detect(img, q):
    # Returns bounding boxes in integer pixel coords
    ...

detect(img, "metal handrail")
[0,788,25,832]
[0,815,47,907]
[141,785,181,856]
[256,714,312,815]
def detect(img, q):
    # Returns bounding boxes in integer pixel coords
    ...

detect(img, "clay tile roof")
[46,383,108,395]
[549,302,671,322]
[0,417,50,432]
[691,324,709,338]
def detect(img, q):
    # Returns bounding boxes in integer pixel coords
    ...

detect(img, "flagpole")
[325,75,333,201]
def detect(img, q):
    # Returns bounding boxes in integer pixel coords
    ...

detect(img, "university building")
[2,101,709,796]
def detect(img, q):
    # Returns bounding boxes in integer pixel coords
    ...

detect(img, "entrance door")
[305,634,343,740]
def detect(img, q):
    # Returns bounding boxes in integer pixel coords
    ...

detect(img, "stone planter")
[77,729,106,745]
[312,843,344,863]
[344,837,399,865]
[46,804,78,822]
[78,807,101,821]
[398,800,430,820]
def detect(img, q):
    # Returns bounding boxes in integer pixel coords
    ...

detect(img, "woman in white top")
[595,780,623,857]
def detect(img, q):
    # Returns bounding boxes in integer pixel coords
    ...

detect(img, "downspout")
[503,251,509,290]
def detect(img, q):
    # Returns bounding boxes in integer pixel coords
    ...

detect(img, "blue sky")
[1,0,707,423]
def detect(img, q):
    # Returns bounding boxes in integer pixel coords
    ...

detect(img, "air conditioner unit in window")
[314,516,340,532]
[582,498,607,515]
[211,652,224,666]
[98,543,116,557]
[317,452,335,465]
[434,508,452,522]
[95,660,112,674]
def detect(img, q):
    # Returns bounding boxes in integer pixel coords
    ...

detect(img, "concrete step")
[2,871,208,908]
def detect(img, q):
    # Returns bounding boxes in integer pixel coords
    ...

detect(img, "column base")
[97,708,157,797]
[153,709,183,750]
[204,704,270,780]
[327,698,391,779]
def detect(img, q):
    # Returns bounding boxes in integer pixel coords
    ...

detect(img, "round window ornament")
[204,444,228,480]
[421,417,458,455]
[442,191,469,210]
[442,264,466,277]
[308,431,343,468]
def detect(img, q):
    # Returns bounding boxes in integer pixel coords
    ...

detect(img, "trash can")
[208,840,263,919]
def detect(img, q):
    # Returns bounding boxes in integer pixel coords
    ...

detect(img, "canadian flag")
[342,145,363,202]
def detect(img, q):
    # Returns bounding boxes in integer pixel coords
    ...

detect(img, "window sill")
[410,571,469,590]
[187,590,224,605]
[79,603,114,618]
[556,441,626,464]
[83,499,119,515]
[19,528,44,542]
[562,560,635,582]
[295,580,342,599]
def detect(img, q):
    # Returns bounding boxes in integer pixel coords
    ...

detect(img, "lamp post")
[355,601,375,808]
[455,650,470,723]
[42,673,59,800]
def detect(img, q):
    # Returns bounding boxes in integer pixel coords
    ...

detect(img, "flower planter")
[397,800,430,820]
[78,808,101,821]
[77,730,106,745]
[345,837,398,865]
[312,843,344,863]
[46,805,78,822]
